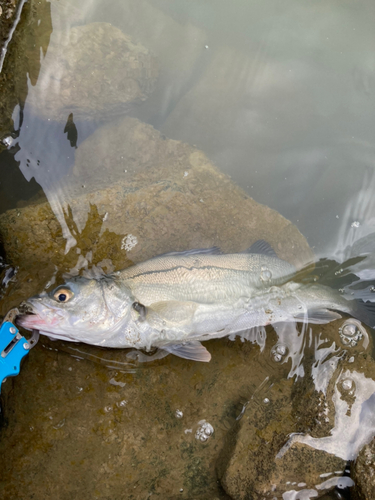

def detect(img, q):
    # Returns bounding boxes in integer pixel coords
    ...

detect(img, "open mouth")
[16,302,42,330]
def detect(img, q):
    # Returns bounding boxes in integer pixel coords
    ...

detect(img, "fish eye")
[53,287,74,303]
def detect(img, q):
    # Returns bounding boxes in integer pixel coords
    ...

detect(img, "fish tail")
[350,299,375,329]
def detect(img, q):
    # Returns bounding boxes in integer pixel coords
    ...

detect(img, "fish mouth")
[16,300,56,331]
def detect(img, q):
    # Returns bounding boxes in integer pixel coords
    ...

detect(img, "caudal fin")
[351,299,375,329]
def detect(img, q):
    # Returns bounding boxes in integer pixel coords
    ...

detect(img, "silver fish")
[17,241,375,362]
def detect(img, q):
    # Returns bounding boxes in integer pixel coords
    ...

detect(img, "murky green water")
[1,0,375,498]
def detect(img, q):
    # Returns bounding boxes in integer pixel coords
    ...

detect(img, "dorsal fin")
[154,247,222,259]
[245,240,278,258]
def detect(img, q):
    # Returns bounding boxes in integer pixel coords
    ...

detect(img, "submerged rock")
[0,116,313,286]
[25,22,158,122]
[218,343,375,499]
[217,377,346,499]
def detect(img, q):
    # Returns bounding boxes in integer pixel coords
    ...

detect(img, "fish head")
[17,276,135,345]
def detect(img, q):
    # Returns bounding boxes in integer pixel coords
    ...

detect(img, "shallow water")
[1,0,375,498]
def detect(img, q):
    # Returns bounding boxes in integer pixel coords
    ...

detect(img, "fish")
[17,240,375,362]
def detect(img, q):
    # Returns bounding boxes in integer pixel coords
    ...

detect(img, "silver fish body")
[17,247,372,362]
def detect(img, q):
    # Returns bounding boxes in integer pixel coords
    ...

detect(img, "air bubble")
[271,343,288,363]
[117,400,127,408]
[276,345,287,355]
[195,420,214,442]
[263,398,270,404]
[342,323,357,337]
[53,419,66,430]
[175,410,183,419]
[351,221,360,228]
[341,378,353,391]
[121,234,138,251]
[339,319,365,347]
[260,266,272,282]
[2,136,13,147]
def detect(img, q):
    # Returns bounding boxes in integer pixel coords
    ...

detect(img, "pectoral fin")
[163,341,211,362]
[148,300,197,325]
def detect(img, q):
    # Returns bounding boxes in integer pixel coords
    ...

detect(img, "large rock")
[24,22,158,122]
[217,378,345,499]
[0,116,313,286]
[218,339,375,499]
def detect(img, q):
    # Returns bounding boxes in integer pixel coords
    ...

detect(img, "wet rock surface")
[0,0,19,49]
[218,336,375,499]
[0,0,52,141]
[217,376,342,499]
[25,22,158,122]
